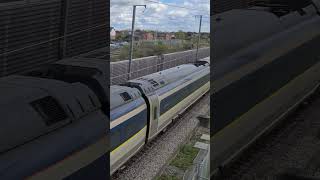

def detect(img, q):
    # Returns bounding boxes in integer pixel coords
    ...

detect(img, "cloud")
[110,0,210,32]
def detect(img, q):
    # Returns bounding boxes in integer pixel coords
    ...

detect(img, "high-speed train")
[0,58,109,179]
[0,53,209,178]
[212,0,320,178]
[110,59,210,174]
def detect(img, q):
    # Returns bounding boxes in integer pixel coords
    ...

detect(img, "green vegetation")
[111,39,209,61]
[175,30,186,39]
[157,175,181,180]
[170,144,199,170]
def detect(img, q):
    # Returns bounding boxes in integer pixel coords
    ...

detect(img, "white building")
[110,27,116,40]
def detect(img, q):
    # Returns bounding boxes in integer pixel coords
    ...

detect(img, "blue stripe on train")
[110,108,147,151]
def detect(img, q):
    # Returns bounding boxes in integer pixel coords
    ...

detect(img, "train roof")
[25,57,109,114]
[125,61,209,94]
[110,85,142,110]
[212,1,319,61]
[0,75,101,154]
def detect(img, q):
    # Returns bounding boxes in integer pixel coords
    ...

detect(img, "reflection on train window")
[120,92,131,101]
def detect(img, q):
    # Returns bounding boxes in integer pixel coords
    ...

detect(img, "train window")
[120,92,132,101]
[160,74,209,115]
[154,107,157,120]
[31,96,68,126]
[125,122,136,138]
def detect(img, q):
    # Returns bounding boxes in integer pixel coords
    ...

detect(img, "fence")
[183,146,210,180]
[0,0,108,77]
[110,47,210,85]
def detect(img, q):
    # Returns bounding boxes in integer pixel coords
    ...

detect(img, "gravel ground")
[220,90,320,180]
[112,93,210,180]
[160,109,210,179]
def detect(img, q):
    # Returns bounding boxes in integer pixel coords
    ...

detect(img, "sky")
[110,0,210,32]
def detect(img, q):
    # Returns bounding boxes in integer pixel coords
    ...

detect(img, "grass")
[170,144,199,170]
[157,175,181,180]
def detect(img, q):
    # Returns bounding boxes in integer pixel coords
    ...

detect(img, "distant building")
[110,27,116,40]
[156,32,174,40]
[119,30,179,41]
[143,32,154,40]
[116,30,129,41]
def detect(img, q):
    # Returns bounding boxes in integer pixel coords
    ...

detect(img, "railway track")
[112,93,210,180]
[215,87,320,180]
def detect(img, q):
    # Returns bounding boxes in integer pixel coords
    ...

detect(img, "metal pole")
[128,5,146,80]
[195,15,202,61]
[128,5,136,80]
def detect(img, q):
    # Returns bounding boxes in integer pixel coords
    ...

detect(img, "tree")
[175,30,186,40]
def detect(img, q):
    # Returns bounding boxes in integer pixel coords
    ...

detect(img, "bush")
[154,43,168,55]
[170,145,199,170]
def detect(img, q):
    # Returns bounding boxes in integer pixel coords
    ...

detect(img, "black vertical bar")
[59,0,69,59]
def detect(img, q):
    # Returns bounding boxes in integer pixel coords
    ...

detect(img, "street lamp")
[128,5,146,80]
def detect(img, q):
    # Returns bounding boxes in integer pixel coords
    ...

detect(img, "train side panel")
[0,76,107,179]
[212,6,320,175]
[110,87,148,174]
[158,69,210,132]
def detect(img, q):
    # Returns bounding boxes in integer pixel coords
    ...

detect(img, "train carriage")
[125,61,210,141]
[110,85,148,174]
[109,59,210,174]
[212,0,320,177]
[0,47,210,176]
[0,57,111,179]
[0,75,107,179]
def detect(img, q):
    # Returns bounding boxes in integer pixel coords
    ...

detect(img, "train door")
[147,94,160,141]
